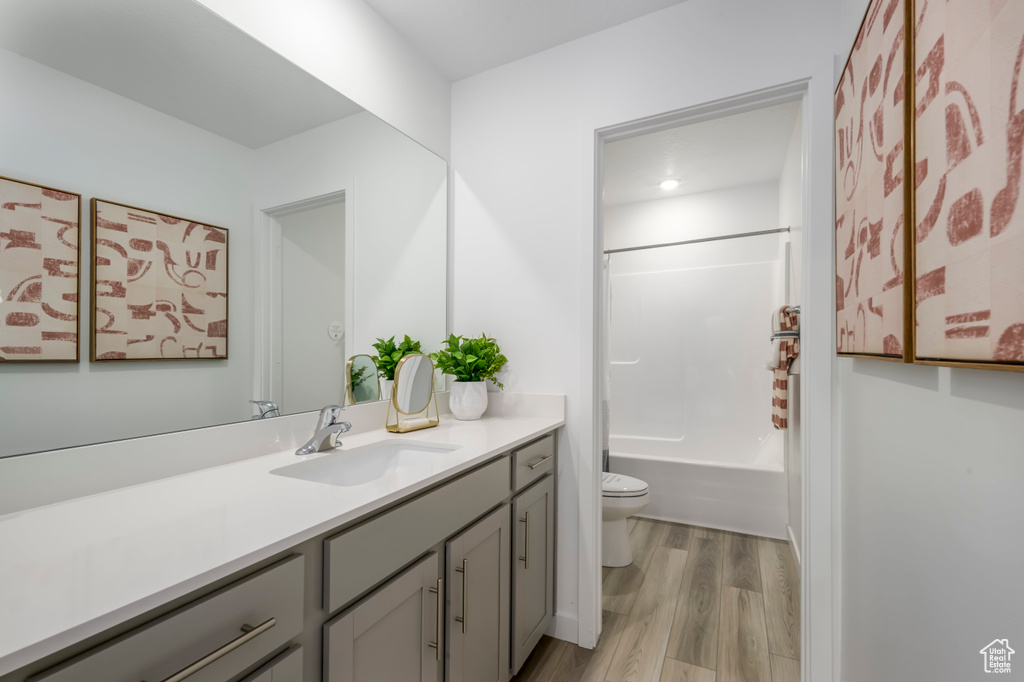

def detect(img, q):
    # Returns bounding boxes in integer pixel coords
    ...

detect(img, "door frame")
[584,80,834,682]
[253,188,354,406]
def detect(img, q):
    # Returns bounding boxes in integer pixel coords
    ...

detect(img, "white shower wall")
[605,184,790,537]
[608,234,786,456]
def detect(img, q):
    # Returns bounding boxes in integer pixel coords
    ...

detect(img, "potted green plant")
[430,333,508,420]
[371,335,422,400]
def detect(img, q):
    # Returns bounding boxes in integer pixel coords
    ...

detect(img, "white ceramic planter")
[381,378,394,403]
[449,381,487,420]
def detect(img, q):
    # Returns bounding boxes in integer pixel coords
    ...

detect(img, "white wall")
[605,184,784,465]
[194,0,452,160]
[835,1,1024,679]
[0,48,256,457]
[604,181,780,250]
[279,200,346,413]
[451,0,840,658]
[779,107,804,563]
[254,112,448,360]
[839,362,1024,681]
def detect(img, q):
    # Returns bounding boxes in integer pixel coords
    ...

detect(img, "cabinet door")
[511,475,555,674]
[324,553,443,682]
[446,504,511,682]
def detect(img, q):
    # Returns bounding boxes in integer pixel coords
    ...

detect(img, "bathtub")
[608,429,787,539]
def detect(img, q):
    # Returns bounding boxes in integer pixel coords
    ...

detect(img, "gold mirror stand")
[346,354,381,406]
[386,354,439,433]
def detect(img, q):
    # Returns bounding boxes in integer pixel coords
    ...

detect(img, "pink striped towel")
[771,306,800,430]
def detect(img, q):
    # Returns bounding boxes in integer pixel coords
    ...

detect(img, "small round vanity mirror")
[346,354,381,405]
[387,354,439,433]
[392,354,435,414]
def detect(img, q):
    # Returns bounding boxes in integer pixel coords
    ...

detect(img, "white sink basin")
[270,440,461,487]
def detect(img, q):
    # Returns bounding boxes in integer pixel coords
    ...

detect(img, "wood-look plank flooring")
[512,519,800,682]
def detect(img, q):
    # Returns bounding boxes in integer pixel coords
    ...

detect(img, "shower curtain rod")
[603,227,790,255]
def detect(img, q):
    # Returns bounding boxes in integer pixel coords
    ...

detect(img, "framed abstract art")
[836,0,1024,371]
[0,176,81,362]
[834,0,913,361]
[90,199,228,361]
[912,0,1024,371]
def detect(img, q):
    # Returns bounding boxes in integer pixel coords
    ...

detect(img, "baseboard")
[546,612,579,645]
[787,524,801,567]
[635,512,788,541]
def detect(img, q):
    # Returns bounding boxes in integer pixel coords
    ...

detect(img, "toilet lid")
[602,472,649,497]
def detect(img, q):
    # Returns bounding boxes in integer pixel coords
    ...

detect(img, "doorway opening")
[584,85,808,676]
[257,191,351,415]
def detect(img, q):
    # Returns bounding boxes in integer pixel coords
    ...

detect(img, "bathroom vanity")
[0,397,563,682]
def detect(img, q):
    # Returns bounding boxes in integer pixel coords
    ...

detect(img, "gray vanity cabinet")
[29,556,305,682]
[7,431,558,682]
[323,552,443,682]
[445,504,511,682]
[511,475,555,674]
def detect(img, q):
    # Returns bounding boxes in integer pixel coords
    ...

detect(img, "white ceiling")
[362,0,692,81]
[602,100,802,207]
[0,0,363,149]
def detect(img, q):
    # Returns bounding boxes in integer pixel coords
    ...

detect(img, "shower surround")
[606,232,788,538]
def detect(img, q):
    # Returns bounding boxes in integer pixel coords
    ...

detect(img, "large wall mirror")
[0,0,448,457]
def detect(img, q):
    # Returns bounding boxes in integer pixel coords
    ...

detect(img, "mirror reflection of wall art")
[834,0,911,360]
[0,176,81,362]
[386,353,438,433]
[913,0,1024,370]
[346,354,381,405]
[90,199,228,361]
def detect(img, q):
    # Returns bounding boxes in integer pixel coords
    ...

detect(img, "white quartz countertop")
[0,411,563,676]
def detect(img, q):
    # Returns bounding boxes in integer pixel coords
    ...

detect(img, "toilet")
[601,472,651,567]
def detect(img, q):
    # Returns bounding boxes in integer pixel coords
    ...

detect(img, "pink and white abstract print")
[835,0,909,357]
[914,0,1024,366]
[91,200,228,361]
[0,177,80,362]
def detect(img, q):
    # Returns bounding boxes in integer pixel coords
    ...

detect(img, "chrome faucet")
[296,405,352,456]
[250,400,281,420]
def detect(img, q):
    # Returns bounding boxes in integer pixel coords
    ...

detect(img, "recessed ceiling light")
[659,179,679,190]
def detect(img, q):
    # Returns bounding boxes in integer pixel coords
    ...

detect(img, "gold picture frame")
[834,0,914,362]
[90,199,229,361]
[909,0,1024,372]
[836,0,1024,372]
[0,175,81,363]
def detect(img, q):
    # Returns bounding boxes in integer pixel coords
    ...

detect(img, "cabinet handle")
[454,559,468,633]
[527,454,553,470]
[144,617,275,682]
[518,511,530,570]
[427,578,443,661]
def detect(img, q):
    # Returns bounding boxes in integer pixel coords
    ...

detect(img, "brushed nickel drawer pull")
[526,454,553,470]
[427,578,443,660]
[147,617,275,682]
[518,511,530,569]
[454,559,468,633]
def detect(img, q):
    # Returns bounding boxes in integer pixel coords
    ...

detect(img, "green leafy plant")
[430,333,508,389]
[370,335,422,380]
[350,363,372,388]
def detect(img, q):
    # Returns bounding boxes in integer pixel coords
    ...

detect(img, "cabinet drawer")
[325,456,510,614]
[242,645,303,682]
[512,434,555,491]
[33,555,305,682]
